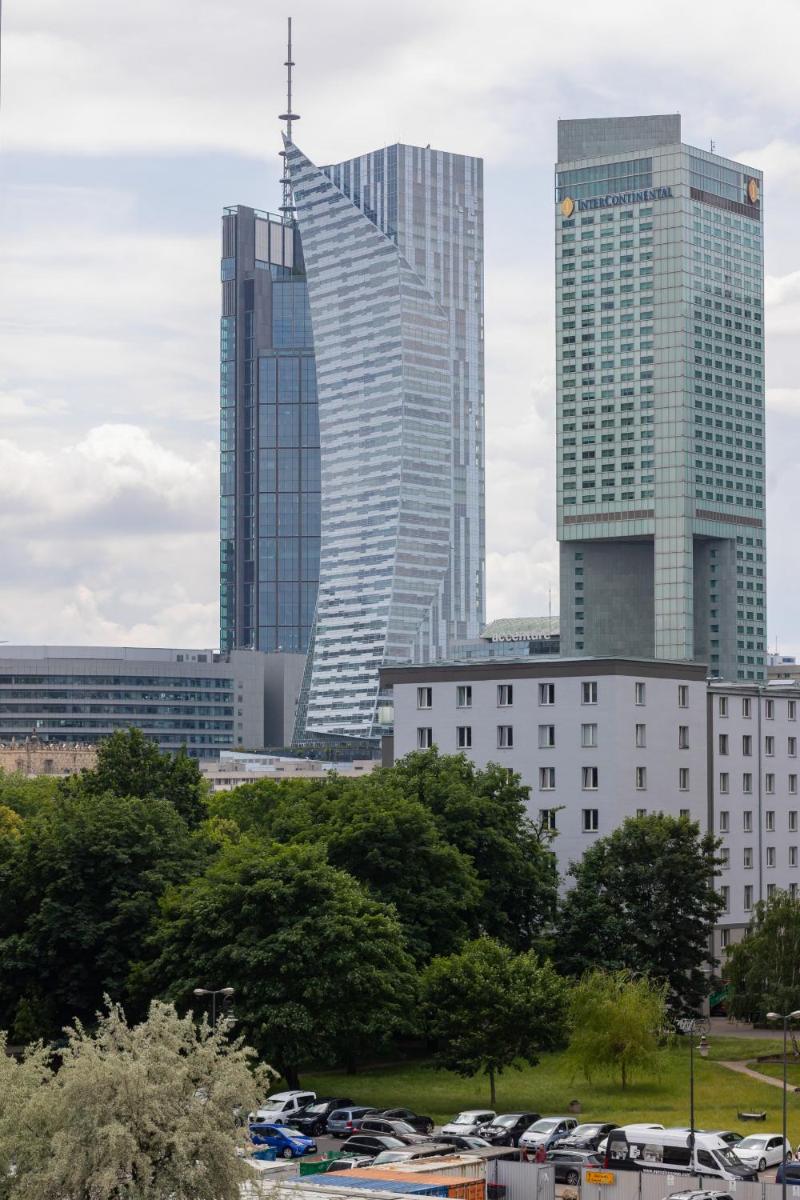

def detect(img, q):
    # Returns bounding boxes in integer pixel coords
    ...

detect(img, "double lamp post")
[193,986,235,1027]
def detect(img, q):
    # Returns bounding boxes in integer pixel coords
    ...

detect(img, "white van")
[251,1089,316,1125]
[605,1127,758,1182]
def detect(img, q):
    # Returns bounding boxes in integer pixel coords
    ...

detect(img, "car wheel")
[566,1172,580,1186]
[788,1153,794,1163]
[758,1159,767,1173]
[315,1122,325,1137]
[282,1147,294,1159]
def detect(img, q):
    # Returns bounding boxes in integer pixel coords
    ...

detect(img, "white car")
[441,1109,496,1136]
[250,1089,316,1125]
[733,1134,792,1173]
[597,1124,664,1156]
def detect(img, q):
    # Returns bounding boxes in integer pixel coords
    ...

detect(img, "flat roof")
[380,656,709,684]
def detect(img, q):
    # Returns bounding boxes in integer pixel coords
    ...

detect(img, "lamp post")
[678,1018,709,1170]
[766,1010,800,1200]
[193,986,235,1027]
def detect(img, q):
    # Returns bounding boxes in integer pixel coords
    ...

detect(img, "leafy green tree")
[389,749,559,949]
[72,728,207,826]
[149,840,417,1083]
[566,969,668,1089]
[0,1000,270,1200]
[0,773,59,819]
[727,890,800,1023]
[421,936,568,1105]
[555,814,724,1012]
[0,791,202,1039]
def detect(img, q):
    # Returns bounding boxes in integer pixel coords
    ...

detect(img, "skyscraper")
[283,139,485,739]
[555,115,765,681]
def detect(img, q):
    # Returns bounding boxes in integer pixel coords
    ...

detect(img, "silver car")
[441,1110,496,1136]
[326,1106,375,1138]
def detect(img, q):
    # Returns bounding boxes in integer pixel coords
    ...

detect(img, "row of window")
[720,845,800,869]
[416,680,687,709]
[718,733,797,756]
[719,809,800,833]
[540,806,691,831]
[720,771,797,794]
[719,883,792,914]
[718,695,796,720]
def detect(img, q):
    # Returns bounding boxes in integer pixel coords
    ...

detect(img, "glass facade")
[555,115,765,681]
[284,138,485,739]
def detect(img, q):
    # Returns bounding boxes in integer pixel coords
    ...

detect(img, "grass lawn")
[748,1059,800,1086]
[299,1041,800,1142]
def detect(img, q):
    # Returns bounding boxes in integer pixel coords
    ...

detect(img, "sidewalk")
[718,1058,796,1091]
[709,1016,777,1038]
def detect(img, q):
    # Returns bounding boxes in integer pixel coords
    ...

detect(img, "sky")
[1,0,800,654]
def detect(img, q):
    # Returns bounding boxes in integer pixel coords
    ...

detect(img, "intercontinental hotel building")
[555,115,765,681]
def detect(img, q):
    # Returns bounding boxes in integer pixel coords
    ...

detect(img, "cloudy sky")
[1,0,799,654]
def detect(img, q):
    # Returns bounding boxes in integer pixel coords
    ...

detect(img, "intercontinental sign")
[560,186,672,217]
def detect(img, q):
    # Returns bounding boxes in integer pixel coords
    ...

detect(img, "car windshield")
[453,1114,482,1125]
[572,1125,601,1136]
[392,1122,416,1133]
[282,1129,304,1138]
[530,1120,558,1133]
[738,1137,767,1150]
[496,1115,522,1127]
[305,1103,328,1114]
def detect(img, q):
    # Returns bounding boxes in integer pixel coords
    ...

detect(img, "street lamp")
[193,986,235,1027]
[677,1017,710,1165]
[766,1010,800,1200]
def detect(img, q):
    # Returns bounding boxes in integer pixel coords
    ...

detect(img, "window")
[719,733,729,755]
[635,766,647,790]
[720,847,730,868]
[742,697,752,718]
[792,883,799,900]
[417,686,432,709]
[766,773,775,794]
[456,685,472,708]
[791,846,798,868]
[497,725,514,748]
[792,777,799,796]
[635,681,646,705]
[743,771,753,794]
[456,726,472,749]
[765,735,775,756]
[766,810,775,831]
[743,810,753,832]
[719,772,729,794]
[790,700,797,721]
[582,680,598,704]
[768,883,777,900]
[539,682,555,705]
[719,695,728,717]
[744,846,753,868]
[720,885,730,913]
[635,723,646,748]
[581,723,597,748]
[539,808,557,831]
[719,810,730,833]
[720,927,731,948]
[678,685,689,708]
[538,724,556,749]
[679,768,690,791]
[790,737,797,758]
[636,807,647,818]
[679,725,690,749]
[582,808,599,832]
[766,846,776,868]
[582,766,599,790]
[539,766,556,790]
[744,884,754,911]
[791,811,799,832]
[766,698,775,719]
[680,806,690,818]
[417,727,433,749]
[742,734,752,756]
[497,684,513,707]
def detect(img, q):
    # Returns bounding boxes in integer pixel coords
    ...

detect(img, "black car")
[546,1149,602,1185]
[339,1134,408,1156]
[556,1123,619,1151]
[375,1107,435,1136]
[293,1097,355,1137]
[358,1117,434,1145]
[436,1134,492,1151]
[479,1113,540,1147]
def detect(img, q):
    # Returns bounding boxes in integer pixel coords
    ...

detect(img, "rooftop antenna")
[278,17,299,223]
[710,138,715,153]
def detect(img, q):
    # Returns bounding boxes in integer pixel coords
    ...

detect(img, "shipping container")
[350,1168,485,1200]
[282,1179,448,1198]
[385,1156,485,1181]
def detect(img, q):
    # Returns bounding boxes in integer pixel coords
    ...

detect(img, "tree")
[0,791,202,1039]
[727,890,800,1023]
[72,728,207,826]
[389,749,559,950]
[555,814,724,1012]
[148,840,417,1083]
[0,1000,270,1200]
[566,969,668,1089]
[420,936,568,1105]
[0,773,59,819]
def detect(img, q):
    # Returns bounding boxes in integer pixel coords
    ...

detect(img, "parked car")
[706,1130,743,1147]
[251,1089,316,1125]
[775,1161,800,1185]
[339,1134,409,1156]
[248,1122,317,1158]
[327,1106,377,1138]
[546,1149,602,1185]
[596,1123,664,1155]
[734,1134,792,1173]
[325,1157,375,1172]
[436,1134,493,1151]
[374,1108,435,1136]
[441,1110,497,1136]
[519,1117,578,1156]
[372,1146,453,1165]
[667,1191,736,1200]
[358,1117,435,1145]
[556,1123,619,1151]
[478,1113,541,1147]
[293,1098,354,1136]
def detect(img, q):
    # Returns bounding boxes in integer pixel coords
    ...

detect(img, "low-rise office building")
[0,646,305,758]
[200,750,378,792]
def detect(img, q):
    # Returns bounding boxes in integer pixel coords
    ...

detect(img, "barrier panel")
[485,1159,555,1200]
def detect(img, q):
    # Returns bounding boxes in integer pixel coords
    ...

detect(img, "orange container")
[348,1169,485,1200]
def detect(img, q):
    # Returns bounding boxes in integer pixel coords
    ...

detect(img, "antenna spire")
[278,16,300,223]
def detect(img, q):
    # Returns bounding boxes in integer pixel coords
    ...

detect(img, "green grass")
[706,1037,784,1061]
[299,1043,800,1141]
[748,1060,800,1086]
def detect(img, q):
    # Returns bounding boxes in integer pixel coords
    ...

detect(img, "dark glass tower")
[219,206,320,654]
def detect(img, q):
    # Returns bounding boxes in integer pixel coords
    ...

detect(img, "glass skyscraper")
[283,139,485,739]
[555,115,765,681]
[219,206,320,657]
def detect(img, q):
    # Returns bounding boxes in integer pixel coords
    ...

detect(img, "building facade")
[220,205,320,658]
[282,139,485,740]
[555,115,766,681]
[0,647,304,758]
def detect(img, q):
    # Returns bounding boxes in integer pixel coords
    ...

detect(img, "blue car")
[249,1122,318,1158]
